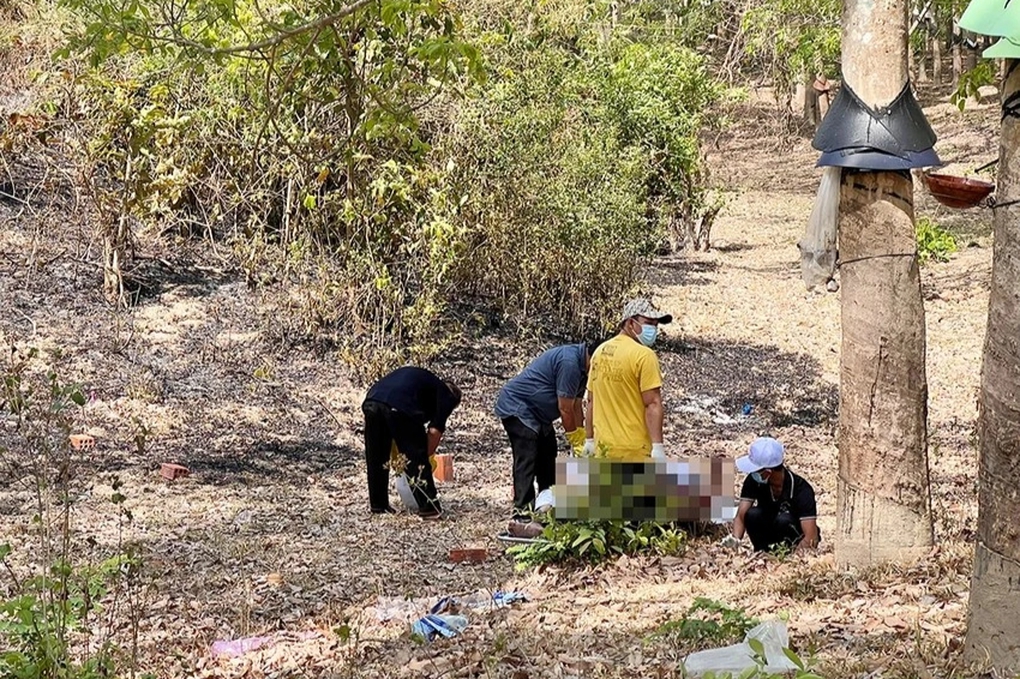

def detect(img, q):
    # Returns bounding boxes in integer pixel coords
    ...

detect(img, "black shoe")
[371,506,397,515]
[419,508,444,521]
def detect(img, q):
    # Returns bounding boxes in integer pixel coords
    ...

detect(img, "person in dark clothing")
[495,342,600,537]
[722,437,820,553]
[362,367,462,519]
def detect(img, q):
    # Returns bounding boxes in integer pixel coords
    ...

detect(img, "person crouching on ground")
[495,341,601,538]
[722,437,819,553]
[362,366,462,520]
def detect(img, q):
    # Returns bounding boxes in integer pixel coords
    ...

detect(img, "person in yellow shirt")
[584,298,671,460]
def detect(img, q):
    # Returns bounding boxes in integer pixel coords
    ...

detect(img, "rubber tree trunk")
[835,0,934,568]
[908,37,916,81]
[803,74,821,127]
[964,61,1020,673]
[932,30,942,84]
[965,30,978,72]
[952,22,962,86]
[917,37,929,83]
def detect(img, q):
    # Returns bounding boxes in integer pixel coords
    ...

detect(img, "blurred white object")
[534,488,555,511]
[395,474,418,513]
[650,443,666,459]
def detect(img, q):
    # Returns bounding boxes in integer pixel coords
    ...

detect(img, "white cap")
[735,437,785,473]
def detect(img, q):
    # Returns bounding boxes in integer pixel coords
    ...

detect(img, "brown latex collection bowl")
[923,172,995,209]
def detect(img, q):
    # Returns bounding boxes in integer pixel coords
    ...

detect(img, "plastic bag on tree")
[798,166,841,291]
[682,620,800,676]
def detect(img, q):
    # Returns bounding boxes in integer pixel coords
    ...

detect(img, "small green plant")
[916,216,958,264]
[767,540,795,561]
[0,343,140,678]
[653,598,760,646]
[507,519,687,569]
[0,547,138,679]
[951,60,997,111]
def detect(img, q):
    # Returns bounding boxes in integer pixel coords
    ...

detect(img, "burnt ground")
[0,82,1002,678]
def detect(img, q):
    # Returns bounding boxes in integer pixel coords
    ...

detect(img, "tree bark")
[932,30,942,84]
[835,0,934,568]
[964,61,1020,674]
[803,74,821,127]
[952,22,962,87]
[103,153,132,307]
[965,30,978,72]
[907,36,916,82]
[917,37,929,83]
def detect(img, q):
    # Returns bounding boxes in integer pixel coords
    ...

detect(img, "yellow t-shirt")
[587,334,663,459]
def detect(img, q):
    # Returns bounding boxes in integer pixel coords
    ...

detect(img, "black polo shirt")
[364,366,458,432]
[739,467,817,521]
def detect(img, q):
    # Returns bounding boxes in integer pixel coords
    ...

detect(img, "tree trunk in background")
[836,0,934,568]
[953,22,962,86]
[933,31,942,84]
[103,153,133,307]
[917,38,929,83]
[965,30,978,72]
[964,61,1020,674]
[908,38,916,81]
[804,74,821,127]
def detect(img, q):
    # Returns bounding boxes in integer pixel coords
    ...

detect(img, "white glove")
[650,443,665,459]
[582,439,595,456]
[720,534,741,549]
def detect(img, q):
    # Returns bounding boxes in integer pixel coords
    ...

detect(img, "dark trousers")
[363,400,440,514]
[745,505,805,552]
[502,417,556,518]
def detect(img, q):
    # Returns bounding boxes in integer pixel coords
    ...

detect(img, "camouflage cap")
[621,298,673,324]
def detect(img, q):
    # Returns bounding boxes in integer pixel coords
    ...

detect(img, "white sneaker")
[534,488,555,512]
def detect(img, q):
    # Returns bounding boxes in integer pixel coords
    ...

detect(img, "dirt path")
[0,93,1002,678]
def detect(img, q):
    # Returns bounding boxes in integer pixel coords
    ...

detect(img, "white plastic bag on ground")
[395,474,419,513]
[682,620,800,676]
[798,166,841,291]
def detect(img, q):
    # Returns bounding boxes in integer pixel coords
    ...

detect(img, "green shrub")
[951,60,997,111]
[916,216,957,264]
[649,599,825,679]
[0,549,139,679]
[507,520,687,569]
[651,597,760,646]
[444,41,656,337]
[740,0,840,118]
[1,348,140,679]
[604,40,723,248]
[48,0,724,373]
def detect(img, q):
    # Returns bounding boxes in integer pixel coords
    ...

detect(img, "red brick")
[69,434,95,451]
[160,463,190,480]
[449,548,487,564]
